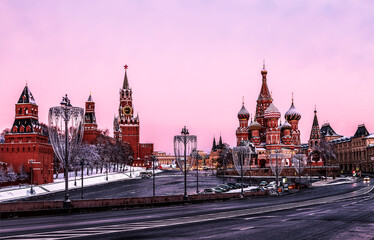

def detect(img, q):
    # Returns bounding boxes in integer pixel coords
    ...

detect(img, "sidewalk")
[0,167,162,202]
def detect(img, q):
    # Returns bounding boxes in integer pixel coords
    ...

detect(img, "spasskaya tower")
[113,65,153,166]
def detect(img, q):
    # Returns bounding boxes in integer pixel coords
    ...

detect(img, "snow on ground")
[0,166,162,202]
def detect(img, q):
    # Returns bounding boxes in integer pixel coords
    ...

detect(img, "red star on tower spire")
[124,64,128,70]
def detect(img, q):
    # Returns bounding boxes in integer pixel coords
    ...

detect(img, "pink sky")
[1,1,373,154]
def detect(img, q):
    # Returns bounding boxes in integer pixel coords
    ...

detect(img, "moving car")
[363,176,370,183]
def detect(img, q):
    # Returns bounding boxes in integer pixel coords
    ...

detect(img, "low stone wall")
[0,191,268,218]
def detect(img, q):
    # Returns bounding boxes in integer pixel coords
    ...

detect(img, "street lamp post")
[152,155,156,197]
[275,149,279,188]
[310,156,312,186]
[48,94,84,209]
[240,152,244,197]
[174,126,197,201]
[81,159,85,199]
[106,162,109,181]
[28,159,40,195]
[181,126,189,200]
[193,149,200,194]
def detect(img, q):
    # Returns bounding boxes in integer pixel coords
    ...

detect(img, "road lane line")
[1,186,372,240]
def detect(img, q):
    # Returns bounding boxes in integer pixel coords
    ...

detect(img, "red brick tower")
[82,93,100,143]
[284,95,302,148]
[309,106,321,148]
[236,99,250,146]
[264,103,281,149]
[115,65,140,159]
[0,85,53,185]
[255,63,273,143]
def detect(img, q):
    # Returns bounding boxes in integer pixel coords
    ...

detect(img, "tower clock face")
[123,106,132,115]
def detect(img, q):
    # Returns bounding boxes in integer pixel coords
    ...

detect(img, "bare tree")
[6,165,17,182]
[0,128,10,143]
[316,140,337,166]
[0,168,8,185]
[18,164,29,181]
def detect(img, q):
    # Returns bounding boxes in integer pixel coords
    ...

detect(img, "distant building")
[154,151,175,167]
[330,124,374,174]
[113,65,154,167]
[0,85,53,185]
[307,110,374,173]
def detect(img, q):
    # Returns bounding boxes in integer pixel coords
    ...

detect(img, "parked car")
[212,187,225,193]
[363,176,370,182]
[217,184,231,191]
[139,172,152,179]
[227,183,240,189]
[283,183,289,192]
[259,181,268,186]
[202,188,215,194]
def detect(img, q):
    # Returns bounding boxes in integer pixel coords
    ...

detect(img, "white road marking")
[244,216,276,220]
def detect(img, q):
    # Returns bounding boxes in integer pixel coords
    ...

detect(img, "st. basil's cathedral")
[236,64,302,168]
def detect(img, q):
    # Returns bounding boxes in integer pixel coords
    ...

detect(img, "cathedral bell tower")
[255,62,273,143]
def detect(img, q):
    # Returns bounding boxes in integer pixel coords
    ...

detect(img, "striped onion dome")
[264,103,281,119]
[285,101,301,121]
[238,105,250,120]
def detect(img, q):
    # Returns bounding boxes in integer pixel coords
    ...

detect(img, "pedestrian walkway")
[0,167,162,202]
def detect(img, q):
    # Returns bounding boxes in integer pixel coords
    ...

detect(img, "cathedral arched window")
[13,126,18,133]
[18,108,22,115]
[25,108,28,114]
[20,126,25,132]
[26,126,31,132]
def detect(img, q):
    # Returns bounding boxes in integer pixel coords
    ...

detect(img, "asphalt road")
[21,170,256,201]
[1,179,372,240]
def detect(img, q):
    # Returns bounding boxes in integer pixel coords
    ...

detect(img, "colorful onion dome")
[281,121,292,130]
[285,101,301,121]
[264,103,281,119]
[249,120,261,131]
[237,104,250,120]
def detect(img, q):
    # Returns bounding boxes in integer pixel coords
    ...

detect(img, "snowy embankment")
[0,167,162,202]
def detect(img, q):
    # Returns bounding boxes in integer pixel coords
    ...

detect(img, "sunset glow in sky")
[1,0,373,154]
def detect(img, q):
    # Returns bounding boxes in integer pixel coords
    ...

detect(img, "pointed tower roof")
[212,136,217,151]
[87,92,93,102]
[353,124,369,138]
[123,64,129,89]
[309,107,321,140]
[257,61,272,102]
[320,123,341,138]
[264,103,281,119]
[17,85,36,104]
